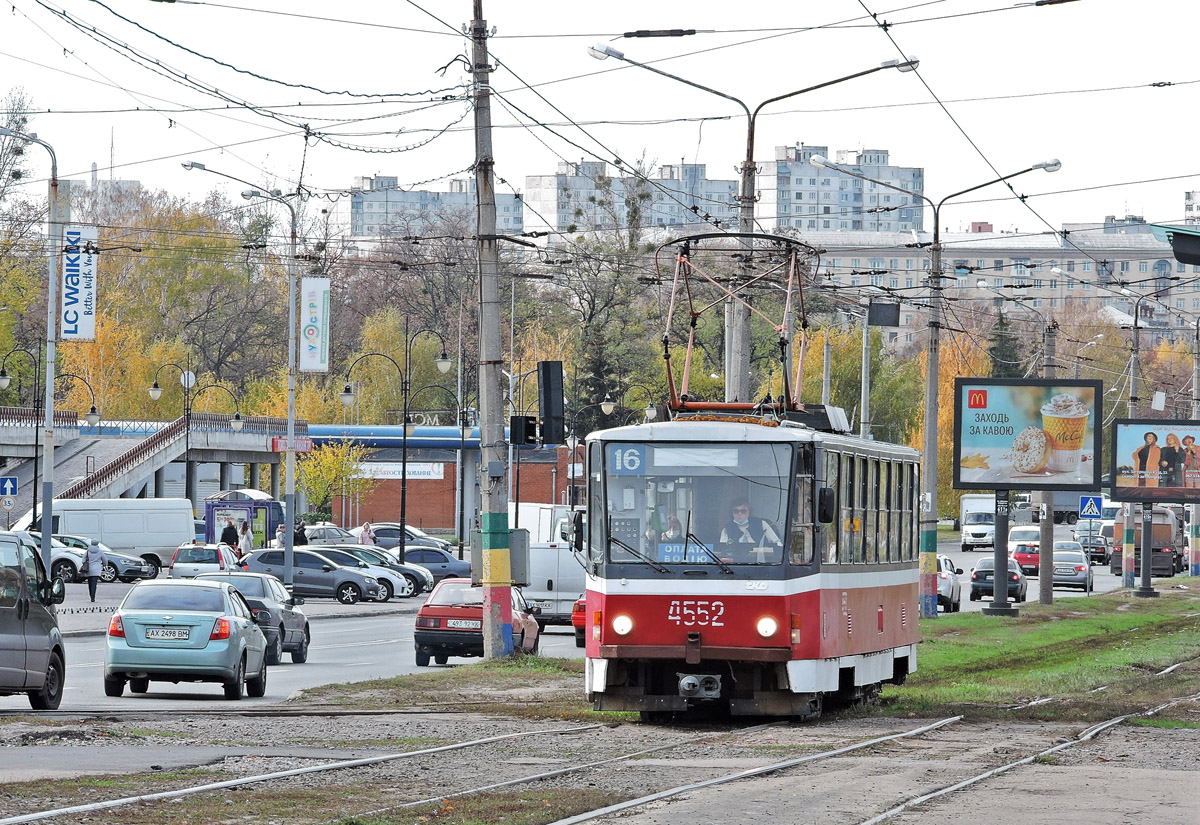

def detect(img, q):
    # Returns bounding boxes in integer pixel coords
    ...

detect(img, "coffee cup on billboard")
[1041,393,1089,473]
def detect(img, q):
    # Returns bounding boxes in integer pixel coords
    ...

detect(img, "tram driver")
[717,497,784,563]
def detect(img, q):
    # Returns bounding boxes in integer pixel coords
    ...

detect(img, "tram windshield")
[597,441,793,566]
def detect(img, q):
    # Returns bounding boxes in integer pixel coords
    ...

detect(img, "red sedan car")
[413,578,541,666]
[571,596,586,648]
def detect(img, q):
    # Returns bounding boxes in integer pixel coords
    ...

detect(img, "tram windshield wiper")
[686,531,734,574]
[608,535,670,573]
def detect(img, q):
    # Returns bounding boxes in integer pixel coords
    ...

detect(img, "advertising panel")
[298,277,331,372]
[953,378,1102,491]
[1110,418,1200,503]
[61,225,98,341]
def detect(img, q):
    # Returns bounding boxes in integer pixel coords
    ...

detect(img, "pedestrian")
[84,538,106,603]
[360,522,376,546]
[220,519,238,547]
[274,522,287,548]
[238,522,254,558]
[293,521,308,546]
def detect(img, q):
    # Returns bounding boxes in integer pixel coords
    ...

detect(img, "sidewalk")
[53,578,418,637]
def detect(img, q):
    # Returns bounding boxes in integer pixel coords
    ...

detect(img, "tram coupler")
[678,673,721,699]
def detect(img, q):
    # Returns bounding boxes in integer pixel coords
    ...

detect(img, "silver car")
[242,548,382,605]
[50,534,155,583]
[937,554,962,613]
[1050,545,1093,592]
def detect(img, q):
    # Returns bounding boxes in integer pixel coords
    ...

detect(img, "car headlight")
[756,617,778,638]
[612,614,633,635]
[365,577,378,585]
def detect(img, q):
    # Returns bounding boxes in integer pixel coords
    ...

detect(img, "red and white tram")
[572,233,921,718]
[577,410,920,718]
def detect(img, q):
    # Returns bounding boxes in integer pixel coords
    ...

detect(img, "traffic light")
[537,360,565,444]
[510,415,538,445]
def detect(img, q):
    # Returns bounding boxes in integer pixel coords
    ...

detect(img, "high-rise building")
[757,144,925,233]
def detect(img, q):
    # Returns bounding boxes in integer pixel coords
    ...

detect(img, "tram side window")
[823,452,838,563]
[881,461,893,562]
[839,453,855,563]
[853,456,867,563]
[864,458,879,564]
[791,469,815,566]
[902,463,915,560]
[588,442,604,562]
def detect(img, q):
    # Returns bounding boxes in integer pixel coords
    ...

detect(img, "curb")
[60,604,416,639]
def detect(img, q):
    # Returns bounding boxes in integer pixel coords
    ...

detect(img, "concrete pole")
[822,325,832,405]
[1038,321,1057,605]
[1124,319,1139,588]
[860,312,870,438]
[40,141,59,575]
[283,208,297,587]
[919,234,942,618]
[729,116,756,404]
[473,0,513,658]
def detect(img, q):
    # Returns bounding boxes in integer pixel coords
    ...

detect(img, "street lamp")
[599,383,659,422]
[339,323,452,563]
[0,347,43,530]
[0,126,60,573]
[184,160,298,584]
[1073,336,1102,380]
[816,153,1062,618]
[589,45,917,404]
[56,373,102,426]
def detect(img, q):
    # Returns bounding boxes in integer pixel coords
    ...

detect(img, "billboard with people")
[953,378,1103,491]
[1110,419,1200,503]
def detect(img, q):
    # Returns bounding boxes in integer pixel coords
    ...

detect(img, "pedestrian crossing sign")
[1079,495,1102,519]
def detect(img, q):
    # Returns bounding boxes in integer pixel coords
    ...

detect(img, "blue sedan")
[103,579,268,699]
[404,547,471,583]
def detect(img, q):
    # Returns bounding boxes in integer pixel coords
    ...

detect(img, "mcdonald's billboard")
[953,378,1103,491]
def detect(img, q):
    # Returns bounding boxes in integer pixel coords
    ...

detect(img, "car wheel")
[434,653,448,665]
[953,595,962,613]
[415,650,431,667]
[119,576,136,583]
[142,559,160,580]
[969,591,979,601]
[223,655,246,700]
[100,563,119,584]
[29,652,65,710]
[960,544,969,552]
[575,630,585,648]
[335,583,362,605]
[376,579,393,603]
[291,627,310,664]
[247,655,267,698]
[266,633,283,666]
[399,575,418,598]
[103,675,125,697]
[51,560,77,583]
[129,677,149,694]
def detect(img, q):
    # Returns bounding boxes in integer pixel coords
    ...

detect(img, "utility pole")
[472,0,513,658]
[1038,320,1058,605]
[860,310,870,438]
[920,247,942,618]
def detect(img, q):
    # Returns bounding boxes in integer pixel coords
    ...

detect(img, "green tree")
[986,313,1025,378]
[297,441,379,515]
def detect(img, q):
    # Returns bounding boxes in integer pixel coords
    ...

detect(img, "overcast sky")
[2,0,1196,235]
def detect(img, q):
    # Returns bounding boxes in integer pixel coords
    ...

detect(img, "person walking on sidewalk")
[84,539,107,603]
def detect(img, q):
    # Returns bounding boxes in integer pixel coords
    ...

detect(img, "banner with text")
[298,277,331,372]
[953,378,1103,491]
[60,225,98,340]
[357,462,445,480]
[1110,418,1200,503]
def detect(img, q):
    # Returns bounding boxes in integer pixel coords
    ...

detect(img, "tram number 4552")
[667,600,725,627]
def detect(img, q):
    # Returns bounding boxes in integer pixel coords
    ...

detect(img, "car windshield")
[964,512,994,525]
[348,547,389,565]
[123,585,224,612]
[197,575,266,597]
[975,559,1019,572]
[428,581,483,607]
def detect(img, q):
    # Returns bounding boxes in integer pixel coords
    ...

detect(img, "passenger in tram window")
[718,498,783,562]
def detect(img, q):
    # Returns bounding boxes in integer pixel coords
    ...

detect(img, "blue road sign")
[1079,495,1102,519]
[0,477,16,497]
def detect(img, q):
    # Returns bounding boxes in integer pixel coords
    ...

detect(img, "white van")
[503,502,585,626]
[16,499,194,578]
[0,530,67,709]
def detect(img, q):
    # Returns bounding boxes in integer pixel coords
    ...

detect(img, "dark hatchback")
[969,557,1028,602]
[196,572,310,664]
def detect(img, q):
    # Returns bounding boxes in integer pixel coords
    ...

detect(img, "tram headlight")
[756,616,779,638]
[612,614,633,635]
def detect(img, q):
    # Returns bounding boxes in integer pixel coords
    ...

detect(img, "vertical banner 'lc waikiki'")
[61,225,98,341]
[298,277,331,372]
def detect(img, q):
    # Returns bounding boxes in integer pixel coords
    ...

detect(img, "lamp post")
[0,347,43,531]
[588,45,918,404]
[0,126,60,573]
[599,383,660,424]
[339,325,452,563]
[566,431,581,507]
[816,154,1062,617]
[1073,336,1102,380]
[55,373,102,427]
[183,161,296,583]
